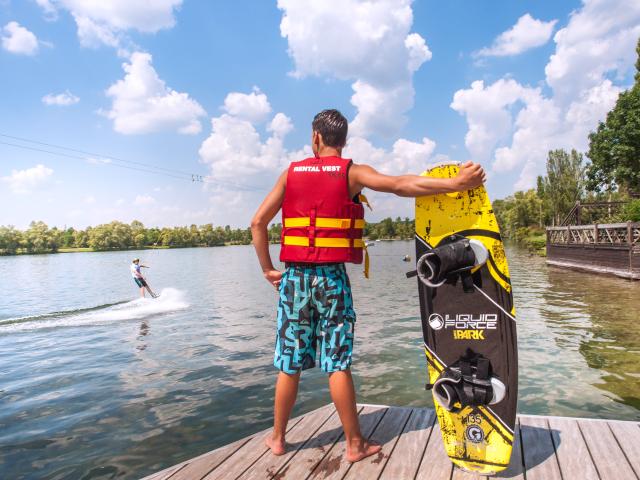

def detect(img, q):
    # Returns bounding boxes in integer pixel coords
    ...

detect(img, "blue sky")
[1,0,638,229]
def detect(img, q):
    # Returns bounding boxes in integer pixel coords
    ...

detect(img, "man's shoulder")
[348,163,375,176]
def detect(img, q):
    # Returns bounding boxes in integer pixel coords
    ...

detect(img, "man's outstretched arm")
[350,161,486,197]
[251,170,287,288]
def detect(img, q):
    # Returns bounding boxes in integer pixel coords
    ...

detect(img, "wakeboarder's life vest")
[280,156,369,275]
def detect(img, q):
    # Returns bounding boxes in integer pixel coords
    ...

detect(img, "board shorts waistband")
[285,262,345,270]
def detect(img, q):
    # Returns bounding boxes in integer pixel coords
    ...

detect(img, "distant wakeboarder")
[130,258,158,298]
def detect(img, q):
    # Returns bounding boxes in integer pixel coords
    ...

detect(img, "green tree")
[543,149,585,225]
[74,229,88,248]
[131,220,146,247]
[587,38,640,194]
[23,221,58,253]
[0,226,22,254]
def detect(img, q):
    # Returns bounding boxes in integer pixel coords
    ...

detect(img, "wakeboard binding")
[428,349,506,412]
[408,235,488,292]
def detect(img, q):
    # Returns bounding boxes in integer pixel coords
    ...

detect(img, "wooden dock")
[140,404,640,480]
[546,222,640,280]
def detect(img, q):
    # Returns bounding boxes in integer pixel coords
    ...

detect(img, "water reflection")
[508,248,640,420]
[545,267,640,411]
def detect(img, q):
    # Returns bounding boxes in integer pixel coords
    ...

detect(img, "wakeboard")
[411,162,517,474]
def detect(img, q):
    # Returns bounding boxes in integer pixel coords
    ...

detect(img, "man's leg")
[328,370,381,462]
[266,370,300,455]
[139,286,145,298]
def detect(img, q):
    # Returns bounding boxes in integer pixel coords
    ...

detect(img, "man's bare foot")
[345,438,382,463]
[265,435,286,456]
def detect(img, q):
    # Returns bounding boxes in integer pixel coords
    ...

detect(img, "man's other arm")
[250,170,287,287]
[349,161,486,197]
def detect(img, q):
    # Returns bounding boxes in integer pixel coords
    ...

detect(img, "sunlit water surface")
[0,243,638,479]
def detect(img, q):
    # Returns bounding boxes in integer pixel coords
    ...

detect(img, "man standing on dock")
[251,109,485,463]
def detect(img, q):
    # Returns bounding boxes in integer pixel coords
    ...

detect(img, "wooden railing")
[559,201,628,226]
[547,222,640,246]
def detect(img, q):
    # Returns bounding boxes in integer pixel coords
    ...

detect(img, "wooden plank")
[579,419,637,480]
[271,405,364,479]
[415,421,453,480]
[608,421,640,476]
[236,405,335,480]
[547,416,598,480]
[379,408,436,480]
[201,415,305,480]
[494,420,524,480]
[170,433,265,480]
[518,416,561,480]
[307,406,387,480]
[140,463,187,480]
[344,406,412,479]
[140,407,640,480]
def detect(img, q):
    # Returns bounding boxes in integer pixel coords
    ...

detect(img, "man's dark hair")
[312,109,348,148]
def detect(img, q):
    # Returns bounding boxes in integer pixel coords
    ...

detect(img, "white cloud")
[1,21,39,55]
[35,0,58,20]
[134,194,155,205]
[36,0,183,48]
[199,114,291,177]
[85,195,96,204]
[344,135,436,175]
[545,0,640,102]
[476,14,557,57]
[42,90,80,106]
[405,32,432,71]
[2,164,53,193]
[199,88,297,177]
[268,112,294,138]
[223,88,272,123]
[453,0,636,192]
[451,79,539,163]
[349,80,415,140]
[104,52,206,135]
[277,0,431,138]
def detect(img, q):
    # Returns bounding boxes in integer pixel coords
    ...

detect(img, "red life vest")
[280,156,369,274]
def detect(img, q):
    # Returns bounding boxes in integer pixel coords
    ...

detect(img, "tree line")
[0,218,417,256]
[0,221,259,255]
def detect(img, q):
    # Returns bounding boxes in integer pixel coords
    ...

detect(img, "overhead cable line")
[0,133,267,191]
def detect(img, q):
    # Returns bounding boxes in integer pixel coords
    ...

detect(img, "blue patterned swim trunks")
[274,263,356,374]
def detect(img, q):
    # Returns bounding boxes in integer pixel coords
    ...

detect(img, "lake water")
[1,243,638,479]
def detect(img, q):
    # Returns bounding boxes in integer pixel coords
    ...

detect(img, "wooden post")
[628,222,633,273]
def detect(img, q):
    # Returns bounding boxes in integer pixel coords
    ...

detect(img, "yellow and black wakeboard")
[413,162,517,474]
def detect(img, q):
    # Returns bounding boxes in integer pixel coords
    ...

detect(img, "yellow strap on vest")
[359,194,373,211]
[283,236,365,248]
[281,237,369,279]
[284,217,310,227]
[283,235,309,246]
[363,244,370,279]
[284,217,365,229]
